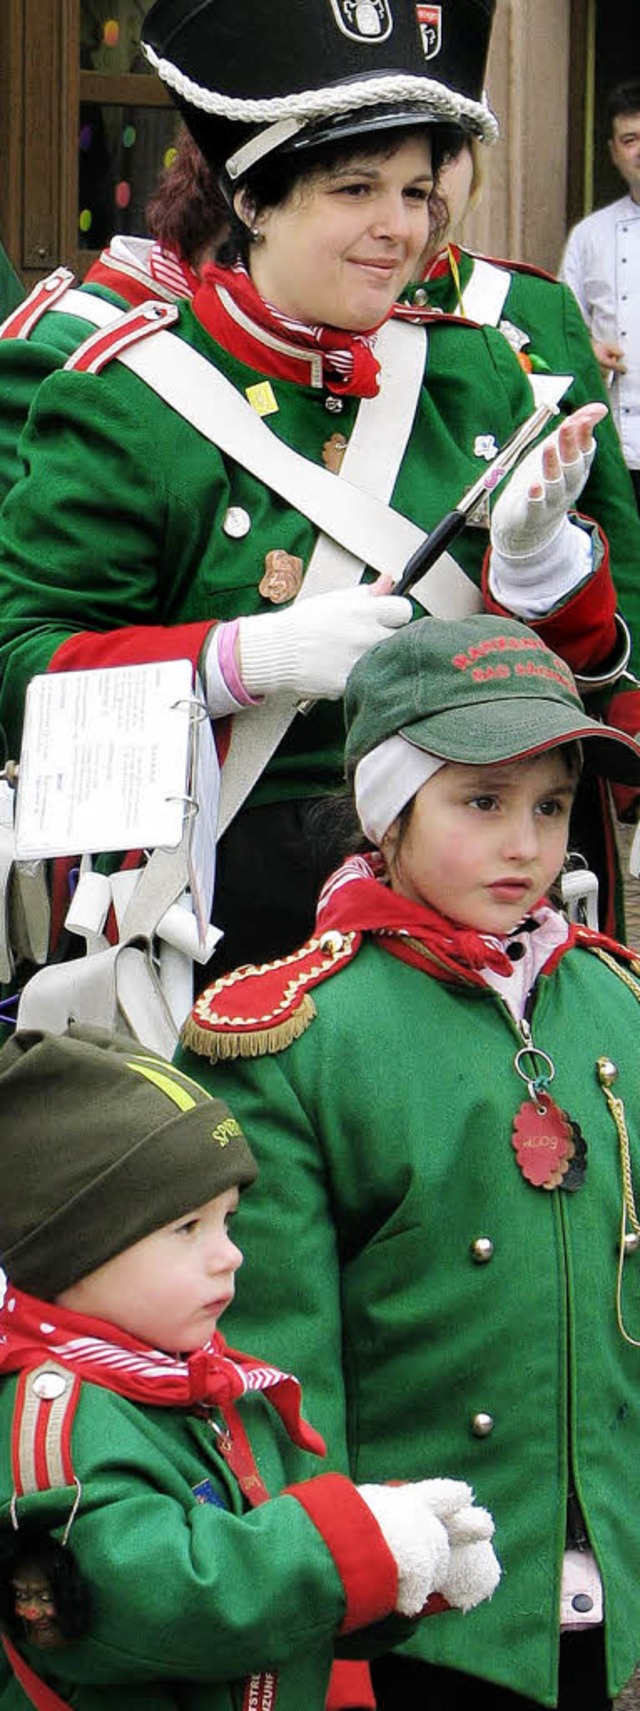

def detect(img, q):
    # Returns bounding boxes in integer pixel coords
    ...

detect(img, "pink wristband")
[216,619,261,707]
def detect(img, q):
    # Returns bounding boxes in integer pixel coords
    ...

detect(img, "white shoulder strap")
[104,313,479,612]
[457,257,511,328]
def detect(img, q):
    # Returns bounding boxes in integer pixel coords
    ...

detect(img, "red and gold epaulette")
[182,930,360,1061]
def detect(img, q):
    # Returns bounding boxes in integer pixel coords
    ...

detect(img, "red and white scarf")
[316,853,521,985]
[194,259,383,397]
[0,1288,325,1457]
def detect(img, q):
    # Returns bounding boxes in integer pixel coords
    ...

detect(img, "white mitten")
[438,1498,501,1613]
[490,426,597,562]
[358,1480,501,1618]
[237,583,412,701]
[357,1482,451,1617]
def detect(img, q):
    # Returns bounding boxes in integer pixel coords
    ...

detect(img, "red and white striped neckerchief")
[0,1287,325,1457]
[194,259,383,397]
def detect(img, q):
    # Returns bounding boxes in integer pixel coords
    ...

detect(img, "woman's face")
[245,134,434,331]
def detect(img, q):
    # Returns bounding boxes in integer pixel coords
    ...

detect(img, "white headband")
[354,735,445,845]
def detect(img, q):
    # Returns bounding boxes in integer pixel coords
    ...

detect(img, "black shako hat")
[140,0,499,186]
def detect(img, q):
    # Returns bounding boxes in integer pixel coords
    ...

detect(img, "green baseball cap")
[0,1026,257,1299]
[344,615,640,785]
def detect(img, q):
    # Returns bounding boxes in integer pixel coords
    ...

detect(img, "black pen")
[394,401,557,597]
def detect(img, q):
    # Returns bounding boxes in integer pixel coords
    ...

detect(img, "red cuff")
[47,620,214,675]
[326,1660,375,1710]
[286,1474,398,1635]
[605,688,640,822]
[482,528,617,676]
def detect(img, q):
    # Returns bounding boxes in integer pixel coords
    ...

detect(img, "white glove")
[490,426,597,562]
[237,583,412,701]
[358,1479,501,1617]
[357,1482,450,1617]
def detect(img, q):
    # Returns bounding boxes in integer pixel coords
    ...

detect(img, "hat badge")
[415,4,442,59]
[329,0,393,42]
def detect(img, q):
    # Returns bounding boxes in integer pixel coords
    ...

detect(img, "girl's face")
[383,751,576,935]
[56,1188,243,1354]
[245,135,434,330]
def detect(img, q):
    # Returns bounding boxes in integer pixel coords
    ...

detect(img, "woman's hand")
[238,581,412,700]
[490,402,608,562]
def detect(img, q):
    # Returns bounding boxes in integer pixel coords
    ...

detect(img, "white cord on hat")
[140,40,500,151]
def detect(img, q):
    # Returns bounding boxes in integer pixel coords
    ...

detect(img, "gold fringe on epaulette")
[181,994,318,1061]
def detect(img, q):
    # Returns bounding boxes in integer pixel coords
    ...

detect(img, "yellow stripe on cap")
[126,1058,204,1112]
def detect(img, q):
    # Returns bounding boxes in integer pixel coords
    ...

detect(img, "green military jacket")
[0,302,533,785]
[176,929,640,1705]
[0,1369,406,1711]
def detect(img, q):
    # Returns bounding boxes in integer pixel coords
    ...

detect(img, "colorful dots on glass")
[103,20,119,49]
[115,181,131,209]
[163,147,178,170]
[78,209,93,234]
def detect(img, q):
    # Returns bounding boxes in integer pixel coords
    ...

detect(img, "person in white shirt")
[560,80,640,507]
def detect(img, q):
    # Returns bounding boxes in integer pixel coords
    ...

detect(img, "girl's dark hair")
[146,124,229,265]
[215,122,467,269]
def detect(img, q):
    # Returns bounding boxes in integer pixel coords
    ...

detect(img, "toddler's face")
[56,1186,242,1353]
[382,750,576,935]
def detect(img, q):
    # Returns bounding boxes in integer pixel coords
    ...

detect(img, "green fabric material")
[413,250,640,675]
[0,302,533,795]
[0,1377,396,1711]
[176,935,640,1705]
[0,247,24,322]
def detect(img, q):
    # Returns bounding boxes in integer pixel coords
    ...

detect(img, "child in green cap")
[0,1025,500,1711]
[176,613,640,1711]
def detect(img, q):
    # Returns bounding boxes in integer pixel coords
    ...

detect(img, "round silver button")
[471,1412,494,1437]
[32,1371,68,1401]
[470,1237,494,1264]
[222,506,251,539]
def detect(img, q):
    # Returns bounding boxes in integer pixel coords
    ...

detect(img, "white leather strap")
[91,315,480,827]
[457,257,511,328]
[108,315,479,606]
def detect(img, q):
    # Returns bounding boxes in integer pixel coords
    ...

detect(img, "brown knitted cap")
[0,1026,256,1298]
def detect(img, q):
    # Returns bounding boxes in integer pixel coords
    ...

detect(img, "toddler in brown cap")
[0,1024,499,1711]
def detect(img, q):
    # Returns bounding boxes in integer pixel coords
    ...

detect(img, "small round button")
[471,1412,494,1437]
[623,1231,640,1254]
[571,1593,594,1613]
[32,1371,68,1401]
[413,287,428,305]
[470,1237,494,1264]
[222,507,251,539]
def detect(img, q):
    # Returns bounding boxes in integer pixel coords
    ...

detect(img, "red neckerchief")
[193,259,383,397]
[316,854,530,986]
[0,1287,325,1458]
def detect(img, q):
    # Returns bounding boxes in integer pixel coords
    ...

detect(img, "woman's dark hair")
[146,124,229,265]
[215,122,468,270]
